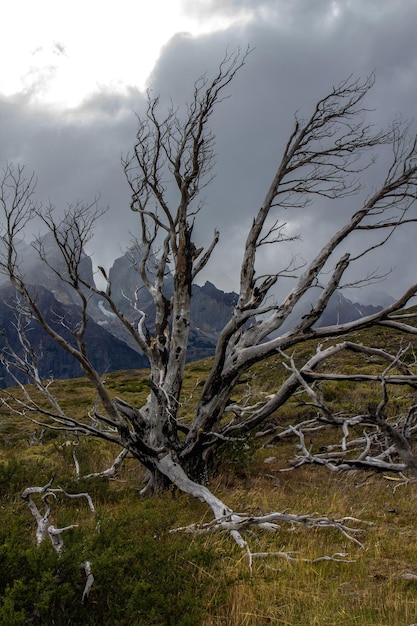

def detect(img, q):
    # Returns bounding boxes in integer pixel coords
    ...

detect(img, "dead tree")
[2,50,417,554]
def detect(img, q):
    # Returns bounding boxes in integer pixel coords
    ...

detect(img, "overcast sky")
[1,0,417,302]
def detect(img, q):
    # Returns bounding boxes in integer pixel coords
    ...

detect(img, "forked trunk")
[136,445,217,494]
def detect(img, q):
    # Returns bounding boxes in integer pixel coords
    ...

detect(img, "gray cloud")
[0,88,146,268]
[1,0,417,301]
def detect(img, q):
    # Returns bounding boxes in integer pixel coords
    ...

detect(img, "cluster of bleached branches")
[21,479,96,602]
[253,340,417,480]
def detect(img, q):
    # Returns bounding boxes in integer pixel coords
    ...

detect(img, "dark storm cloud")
[1,0,417,299]
[148,0,417,296]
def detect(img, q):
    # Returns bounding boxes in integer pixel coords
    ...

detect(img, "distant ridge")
[0,235,391,386]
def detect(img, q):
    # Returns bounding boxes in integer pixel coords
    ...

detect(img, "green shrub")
[0,487,223,625]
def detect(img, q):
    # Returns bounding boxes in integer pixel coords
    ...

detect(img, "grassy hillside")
[1,318,417,625]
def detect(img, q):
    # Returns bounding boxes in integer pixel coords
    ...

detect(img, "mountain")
[0,234,392,386]
[0,237,240,385]
[274,288,387,336]
[0,284,148,388]
[85,246,238,360]
[317,291,384,326]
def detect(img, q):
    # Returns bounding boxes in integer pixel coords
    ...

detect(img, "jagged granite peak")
[0,241,241,382]
[107,245,173,316]
[190,282,238,335]
[98,249,238,356]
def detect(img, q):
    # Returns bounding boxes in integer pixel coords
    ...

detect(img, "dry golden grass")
[199,468,417,625]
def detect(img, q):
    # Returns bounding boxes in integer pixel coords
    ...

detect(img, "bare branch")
[3,61,417,563]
